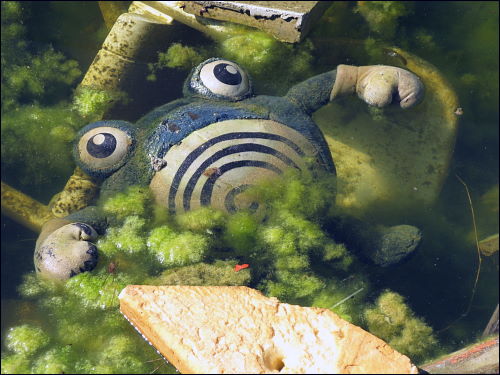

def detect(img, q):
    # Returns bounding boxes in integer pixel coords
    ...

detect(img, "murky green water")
[1,1,498,373]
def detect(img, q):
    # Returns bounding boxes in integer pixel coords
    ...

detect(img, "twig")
[331,287,364,309]
[438,174,483,333]
[145,357,164,363]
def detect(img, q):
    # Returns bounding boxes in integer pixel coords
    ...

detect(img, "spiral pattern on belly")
[150,119,319,214]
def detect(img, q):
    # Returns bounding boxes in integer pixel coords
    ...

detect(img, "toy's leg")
[330,215,421,267]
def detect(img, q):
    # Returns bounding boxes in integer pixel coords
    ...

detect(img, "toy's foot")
[368,225,422,267]
[34,223,99,281]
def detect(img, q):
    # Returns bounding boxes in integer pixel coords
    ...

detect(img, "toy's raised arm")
[285,64,424,115]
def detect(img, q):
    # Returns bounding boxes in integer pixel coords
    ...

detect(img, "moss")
[275,254,309,271]
[1,104,87,194]
[363,290,438,363]
[55,319,94,346]
[158,43,206,70]
[413,28,440,53]
[73,86,129,121]
[9,47,80,100]
[1,1,88,197]
[148,43,208,81]
[355,1,414,40]
[265,270,324,302]
[96,353,147,374]
[174,206,227,233]
[0,354,31,374]
[31,345,81,374]
[312,275,369,323]
[1,2,81,111]
[248,167,337,221]
[149,24,316,95]
[218,26,315,94]
[480,184,499,214]
[5,325,50,356]
[278,212,323,252]
[102,185,153,222]
[65,269,136,310]
[147,260,251,286]
[391,318,438,362]
[147,227,209,267]
[98,216,147,256]
[220,27,276,73]
[229,166,355,303]
[17,272,61,299]
[222,211,259,255]
[95,335,149,374]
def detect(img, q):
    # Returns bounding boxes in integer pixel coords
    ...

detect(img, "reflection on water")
[1,1,498,372]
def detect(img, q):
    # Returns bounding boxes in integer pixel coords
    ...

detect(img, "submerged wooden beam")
[1,182,54,233]
[1,168,99,233]
[98,1,131,29]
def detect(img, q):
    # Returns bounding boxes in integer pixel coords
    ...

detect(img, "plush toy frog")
[35,58,424,281]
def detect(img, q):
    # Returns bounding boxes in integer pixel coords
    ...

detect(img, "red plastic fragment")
[234,264,249,272]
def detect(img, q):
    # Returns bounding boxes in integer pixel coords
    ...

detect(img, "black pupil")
[213,63,242,85]
[87,133,117,158]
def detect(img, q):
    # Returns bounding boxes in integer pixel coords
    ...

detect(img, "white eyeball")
[77,126,133,175]
[199,60,250,99]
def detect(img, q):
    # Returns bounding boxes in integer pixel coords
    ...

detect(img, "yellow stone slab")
[120,285,418,374]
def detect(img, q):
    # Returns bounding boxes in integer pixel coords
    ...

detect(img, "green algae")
[222,211,259,255]
[355,1,414,40]
[312,274,370,323]
[99,216,148,256]
[174,206,226,233]
[148,228,210,267]
[1,1,86,198]
[2,1,498,372]
[150,24,315,95]
[217,25,315,94]
[1,104,87,195]
[72,86,130,122]
[364,290,439,363]
[1,1,81,112]
[157,43,207,71]
[102,186,153,222]
[2,167,441,373]
[5,325,50,357]
[146,260,251,287]
[0,354,32,375]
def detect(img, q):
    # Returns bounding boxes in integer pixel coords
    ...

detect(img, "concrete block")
[182,1,332,43]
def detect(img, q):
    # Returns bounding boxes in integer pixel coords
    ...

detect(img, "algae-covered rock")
[479,234,499,257]
[314,41,459,217]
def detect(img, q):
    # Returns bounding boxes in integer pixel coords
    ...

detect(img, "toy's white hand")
[34,222,98,281]
[331,64,424,109]
[357,65,424,109]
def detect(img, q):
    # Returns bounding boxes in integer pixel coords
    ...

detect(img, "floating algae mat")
[2,171,439,373]
[1,1,498,374]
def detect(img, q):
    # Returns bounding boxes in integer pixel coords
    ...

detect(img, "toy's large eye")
[77,126,133,176]
[199,60,250,98]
